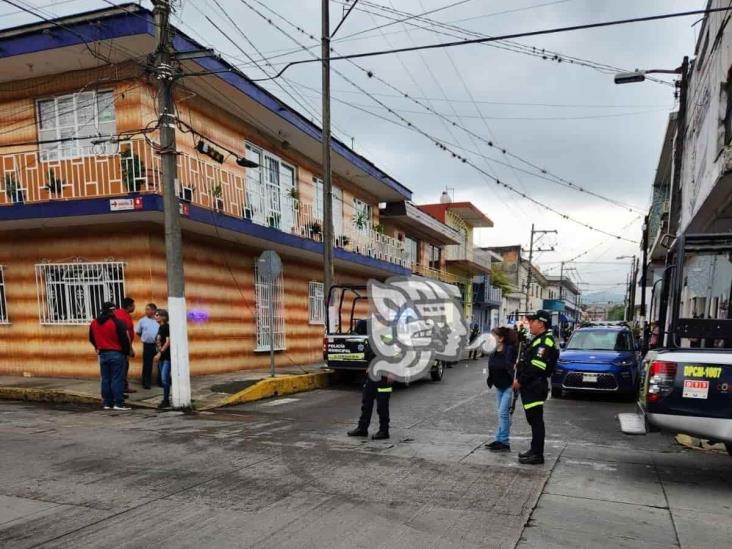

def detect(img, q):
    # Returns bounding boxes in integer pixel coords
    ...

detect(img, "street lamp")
[614,68,682,85]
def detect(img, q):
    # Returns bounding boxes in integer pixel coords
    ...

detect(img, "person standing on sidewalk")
[89,302,131,411]
[114,297,136,394]
[468,322,480,360]
[135,303,158,389]
[485,327,518,452]
[513,310,558,465]
[154,309,172,409]
[347,375,393,440]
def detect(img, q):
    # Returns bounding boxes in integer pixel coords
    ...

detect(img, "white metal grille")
[35,260,125,325]
[0,266,8,324]
[308,281,324,325]
[254,261,286,351]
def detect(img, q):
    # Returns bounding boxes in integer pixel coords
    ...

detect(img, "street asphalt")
[0,359,730,548]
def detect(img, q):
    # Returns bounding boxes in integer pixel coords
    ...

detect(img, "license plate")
[583,373,599,383]
[682,379,709,399]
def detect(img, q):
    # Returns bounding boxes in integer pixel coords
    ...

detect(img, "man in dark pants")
[114,297,136,394]
[347,375,392,440]
[513,310,558,465]
[135,303,158,389]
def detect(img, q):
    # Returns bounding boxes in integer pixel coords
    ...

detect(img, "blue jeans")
[160,360,171,402]
[99,351,126,407]
[495,386,513,444]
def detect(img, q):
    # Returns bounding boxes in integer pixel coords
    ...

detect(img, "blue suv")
[552,325,641,399]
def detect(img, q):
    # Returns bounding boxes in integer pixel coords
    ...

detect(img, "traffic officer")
[347,374,392,440]
[513,310,558,465]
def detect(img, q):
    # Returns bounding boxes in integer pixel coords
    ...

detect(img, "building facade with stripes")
[0,5,460,378]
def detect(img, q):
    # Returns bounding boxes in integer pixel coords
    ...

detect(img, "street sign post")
[257,251,282,377]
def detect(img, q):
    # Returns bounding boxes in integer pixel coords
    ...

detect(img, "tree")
[489,265,513,294]
[607,304,625,321]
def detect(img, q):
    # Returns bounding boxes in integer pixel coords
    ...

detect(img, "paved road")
[0,360,730,548]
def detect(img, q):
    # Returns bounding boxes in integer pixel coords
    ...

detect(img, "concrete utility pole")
[153,0,191,409]
[640,216,649,352]
[559,261,565,301]
[321,0,334,302]
[524,224,556,312]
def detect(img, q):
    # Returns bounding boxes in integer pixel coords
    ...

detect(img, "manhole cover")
[210,380,258,394]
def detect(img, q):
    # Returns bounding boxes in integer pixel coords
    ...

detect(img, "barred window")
[35,260,125,325]
[308,281,324,325]
[0,266,7,324]
[254,261,286,351]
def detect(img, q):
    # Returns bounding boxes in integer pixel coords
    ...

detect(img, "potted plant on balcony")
[212,184,224,211]
[337,234,350,248]
[45,168,64,197]
[4,173,24,204]
[288,187,299,200]
[267,212,281,228]
[353,210,369,231]
[120,149,145,193]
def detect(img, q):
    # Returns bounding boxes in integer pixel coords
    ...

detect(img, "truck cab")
[635,233,732,455]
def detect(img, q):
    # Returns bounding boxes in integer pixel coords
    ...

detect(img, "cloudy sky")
[1,0,703,296]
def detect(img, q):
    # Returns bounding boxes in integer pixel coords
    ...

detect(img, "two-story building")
[543,276,581,326]
[418,193,494,320]
[0,5,460,379]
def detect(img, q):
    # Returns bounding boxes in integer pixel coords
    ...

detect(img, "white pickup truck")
[624,234,732,456]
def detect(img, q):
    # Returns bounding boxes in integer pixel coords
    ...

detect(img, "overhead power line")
[235,0,639,244]
[250,2,646,215]
[250,6,732,81]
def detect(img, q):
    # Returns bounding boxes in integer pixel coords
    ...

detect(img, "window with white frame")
[312,177,343,235]
[37,90,117,161]
[254,261,286,351]
[352,198,372,233]
[405,237,418,266]
[244,142,296,231]
[308,281,325,324]
[0,266,8,324]
[35,260,125,325]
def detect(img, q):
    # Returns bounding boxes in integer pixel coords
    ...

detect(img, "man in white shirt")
[135,303,159,389]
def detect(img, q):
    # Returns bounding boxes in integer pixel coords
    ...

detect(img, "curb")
[209,371,331,409]
[0,386,156,409]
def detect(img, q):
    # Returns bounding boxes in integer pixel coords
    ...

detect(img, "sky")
[0,0,703,296]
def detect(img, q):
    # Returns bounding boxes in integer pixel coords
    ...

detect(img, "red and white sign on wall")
[109,197,144,211]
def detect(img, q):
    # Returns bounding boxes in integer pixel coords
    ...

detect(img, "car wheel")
[551,387,562,399]
[430,361,444,382]
[725,442,732,457]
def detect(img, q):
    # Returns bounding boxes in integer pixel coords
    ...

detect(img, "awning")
[559,313,570,323]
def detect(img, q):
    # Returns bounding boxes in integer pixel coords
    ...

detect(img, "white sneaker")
[103,405,112,410]
[113,405,132,411]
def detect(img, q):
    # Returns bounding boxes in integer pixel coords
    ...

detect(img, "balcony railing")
[0,138,408,268]
[445,244,493,271]
[411,263,465,285]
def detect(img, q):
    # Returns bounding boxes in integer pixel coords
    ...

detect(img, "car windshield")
[566,331,633,351]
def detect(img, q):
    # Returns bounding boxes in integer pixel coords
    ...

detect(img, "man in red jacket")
[114,297,136,394]
[90,302,131,410]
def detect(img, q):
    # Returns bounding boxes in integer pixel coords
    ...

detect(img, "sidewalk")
[0,364,330,410]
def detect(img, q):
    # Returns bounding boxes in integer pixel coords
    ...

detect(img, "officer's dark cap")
[526,309,552,326]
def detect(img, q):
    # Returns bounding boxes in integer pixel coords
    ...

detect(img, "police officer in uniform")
[347,375,392,440]
[513,310,558,465]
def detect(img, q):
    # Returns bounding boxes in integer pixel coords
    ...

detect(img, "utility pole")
[321,0,334,303]
[153,0,191,409]
[640,216,649,352]
[559,261,565,302]
[524,224,556,312]
[629,256,639,323]
[668,56,689,239]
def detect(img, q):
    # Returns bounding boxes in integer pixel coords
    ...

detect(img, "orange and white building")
[0,5,460,379]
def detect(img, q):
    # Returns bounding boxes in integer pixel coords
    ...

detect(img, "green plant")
[120,149,145,192]
[374,223,385,234]
[353,209,369,230]
[288,187,299,200]
[310,221,322,234]
[489,265,513,295]
[45,169,64,194]
[4,173,22,202]
[211,184,223,198]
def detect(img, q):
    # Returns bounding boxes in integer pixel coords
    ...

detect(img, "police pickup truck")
[322,284,445,381]
[623,234,732,456]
